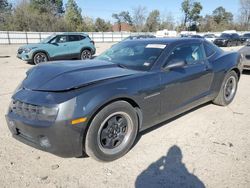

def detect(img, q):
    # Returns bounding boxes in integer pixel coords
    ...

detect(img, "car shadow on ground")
[133,102,210,147]
[135,145,205,188]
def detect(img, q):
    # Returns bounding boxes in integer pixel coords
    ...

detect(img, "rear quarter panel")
[209,51,242,96]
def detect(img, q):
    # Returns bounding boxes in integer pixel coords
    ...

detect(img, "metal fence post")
[102,32,104,42]
[25,31,28,44]
[39,32,42,42]
[112,32,114,42]
[7,31,10,44]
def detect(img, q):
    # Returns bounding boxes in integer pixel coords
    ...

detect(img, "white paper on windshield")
[146,44,166,49]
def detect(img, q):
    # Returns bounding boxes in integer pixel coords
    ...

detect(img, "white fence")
[0,31,248,44]
[0,31,154,44]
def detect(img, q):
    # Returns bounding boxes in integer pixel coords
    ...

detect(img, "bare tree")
[239,0,250,30]
[160,12,175,30]
[132,6,147,32]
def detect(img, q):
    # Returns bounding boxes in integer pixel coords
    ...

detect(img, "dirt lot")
[0,44,249,188]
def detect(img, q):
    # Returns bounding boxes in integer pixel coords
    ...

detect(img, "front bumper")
[6,112,87,158]
[17,52,33,62]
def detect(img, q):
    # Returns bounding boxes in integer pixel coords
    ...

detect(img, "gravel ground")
[0,44,249,188]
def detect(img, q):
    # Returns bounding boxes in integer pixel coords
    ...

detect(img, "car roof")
[122,37,205,44]
[58,32,88,36]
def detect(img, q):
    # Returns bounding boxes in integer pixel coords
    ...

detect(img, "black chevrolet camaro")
[6,38,242,161]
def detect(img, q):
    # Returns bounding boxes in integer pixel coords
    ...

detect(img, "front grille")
[10,100,39,120]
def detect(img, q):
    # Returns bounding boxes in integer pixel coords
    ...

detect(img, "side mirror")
[164,60,186,70]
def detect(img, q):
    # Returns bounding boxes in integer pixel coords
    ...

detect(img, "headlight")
[24,47,37,53]
[9,100,59,122]
[24,48,31,53]
[37,106,59,122]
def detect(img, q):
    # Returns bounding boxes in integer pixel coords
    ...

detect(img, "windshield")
[96,41,166,71]
[243,33,250,38]
[40,34,56,43]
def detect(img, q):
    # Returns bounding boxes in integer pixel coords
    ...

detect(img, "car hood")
[20,43,42,49]
[239,45,250,53]
[22,60,139,92]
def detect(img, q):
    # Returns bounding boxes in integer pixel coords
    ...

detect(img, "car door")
[160,42,213,117]
[67,35,86,57]
[48,35,70,59]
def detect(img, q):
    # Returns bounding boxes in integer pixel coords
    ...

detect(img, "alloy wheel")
[224,76,237,101]
[97,112,133,155]
[34,52,48,64]
[81,50,92,60]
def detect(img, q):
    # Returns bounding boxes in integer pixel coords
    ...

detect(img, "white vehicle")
[180,31,197,36]
[222,30,237,34]
[203,34,217,43]
[156,30,177,38]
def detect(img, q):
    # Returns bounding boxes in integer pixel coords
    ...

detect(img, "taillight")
[90,40,95,45]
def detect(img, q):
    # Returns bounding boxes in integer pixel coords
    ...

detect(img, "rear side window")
[79,35,86,40]
[204,42,216,57]
[68,35,86,42]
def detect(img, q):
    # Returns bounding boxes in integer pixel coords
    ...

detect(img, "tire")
[213,71,238,106]
[33,52,48,65]
[80,49,92,60]
[85,101,138,162]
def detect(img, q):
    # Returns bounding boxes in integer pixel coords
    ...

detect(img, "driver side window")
[51,35,67,43]
[167,43,204,66]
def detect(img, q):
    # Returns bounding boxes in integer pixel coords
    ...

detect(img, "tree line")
[0,0,249,32]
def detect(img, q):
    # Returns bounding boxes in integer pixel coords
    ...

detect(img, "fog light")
[39,136,51,148]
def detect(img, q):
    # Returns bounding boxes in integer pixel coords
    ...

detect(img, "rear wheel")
[85,101,138,162]
[33,52,48,65]
[213,71,238,106]
[80,49,92,60]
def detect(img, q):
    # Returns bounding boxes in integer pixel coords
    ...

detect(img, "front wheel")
[80,49,92,60]
[85,101,138,162]
[33,52,48,65]
[213,71,238,106]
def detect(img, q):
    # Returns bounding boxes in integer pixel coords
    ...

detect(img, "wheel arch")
[231,67,241,80]
[82,97,143,153]
[80,47,95,55]
[32,50,50,61]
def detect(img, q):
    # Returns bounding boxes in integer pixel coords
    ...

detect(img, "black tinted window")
[79,35,85,40]
[68,35,86,41]
[204,42,216,57]
[69,35,80,41]
[167,43,204,65]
